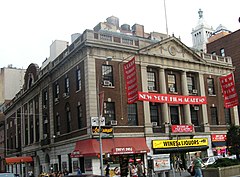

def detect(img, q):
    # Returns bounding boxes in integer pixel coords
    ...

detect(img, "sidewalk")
[152,170,192,177]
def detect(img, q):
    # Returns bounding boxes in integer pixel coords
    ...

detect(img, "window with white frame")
[147,72,156,91]
[207,78,215,95]
[102,65,114,86]
[127,104,138,126]
[168,74,177,92]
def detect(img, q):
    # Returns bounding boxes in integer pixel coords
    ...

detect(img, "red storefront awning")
[71,137,150,158]
[5,156,33,164]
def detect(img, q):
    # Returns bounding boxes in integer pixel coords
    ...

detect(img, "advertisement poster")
[153,154,171,171]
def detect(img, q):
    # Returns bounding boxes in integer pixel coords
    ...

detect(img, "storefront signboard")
[152,154,171,171]
[171,125,193,133]
[112,147,136,154]
[211,134,226,142]
[152,138,208,149]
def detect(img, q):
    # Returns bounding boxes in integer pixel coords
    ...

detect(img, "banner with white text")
[123,57,138,104]
[219,73,238,108]
[138,92,207,104]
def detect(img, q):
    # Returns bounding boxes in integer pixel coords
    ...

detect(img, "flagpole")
[164,0,169,35]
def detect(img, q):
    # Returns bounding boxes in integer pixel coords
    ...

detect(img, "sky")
[0,0,239,69]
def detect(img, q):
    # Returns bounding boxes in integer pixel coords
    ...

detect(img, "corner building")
[4,17,239,176]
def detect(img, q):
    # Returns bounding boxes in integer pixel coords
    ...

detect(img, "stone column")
[199,73,210,132]
[141,63,153,135]
[159,68,170,133]
[233,106,239,126]
[181,71,191,124]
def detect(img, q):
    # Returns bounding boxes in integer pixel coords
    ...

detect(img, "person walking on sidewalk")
[191,152,204,177]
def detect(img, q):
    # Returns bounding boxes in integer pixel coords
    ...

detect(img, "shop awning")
[71,137,150,158]
[212,141,226,148]
[5,156,33,164]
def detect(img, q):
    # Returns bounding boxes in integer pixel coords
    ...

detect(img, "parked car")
[228,155,237,159]
[202,156,223,166]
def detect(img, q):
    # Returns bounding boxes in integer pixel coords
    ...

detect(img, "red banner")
[211,134,226,142]
[138,92,207,104]
[219,73,238,108]
[123,57,138,104]
[171,125,193,133]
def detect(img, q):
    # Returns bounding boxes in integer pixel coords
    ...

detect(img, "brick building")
[207,29,240,117]
[4,16,238,176]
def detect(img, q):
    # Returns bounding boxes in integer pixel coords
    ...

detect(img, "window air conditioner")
[148,86,154,91]
[169,87,175,92]
[57,131,60,136]
[44,119,48,124]
[110,120,117,126]
[192,89,198,94]
[194,106,200,111]
[43,134,48,139]
[103,80,112,86]
[152,122,158,127]
[63,93,67,97]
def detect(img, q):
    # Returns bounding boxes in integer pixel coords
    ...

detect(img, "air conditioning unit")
[169,87,175,92]
[148,86,154,91]
[43,134,48,139]
[192,89,198,94]
[63,93,67,97]
[103,80,112,86]
[152,122,158,127]
[110,120,117,126]
[54,98,59,102]
[57,131,60,135]
[43,105,46,109]
[194,106,200,111]
[44,119,48,124]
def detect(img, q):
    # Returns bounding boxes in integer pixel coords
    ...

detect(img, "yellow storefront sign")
[152,138,208,149]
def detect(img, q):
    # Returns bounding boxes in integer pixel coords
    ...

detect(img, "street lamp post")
[98,57,112,176]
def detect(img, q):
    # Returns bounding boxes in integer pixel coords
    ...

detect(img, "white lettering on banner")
[138,92,207,104]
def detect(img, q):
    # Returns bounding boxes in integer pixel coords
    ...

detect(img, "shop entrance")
[104,153,145,177]
[171,152,187,171]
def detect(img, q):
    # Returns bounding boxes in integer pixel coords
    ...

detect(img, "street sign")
[91,117,105,126]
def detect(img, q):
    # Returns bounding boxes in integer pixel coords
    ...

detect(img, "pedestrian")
[105,164,110,177]
[63,169,69,176]
[136,161,145,177]
[77,167,82,176]
[191,152,204,177]
[131,165,138,177]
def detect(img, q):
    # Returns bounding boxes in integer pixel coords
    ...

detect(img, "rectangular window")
[224,108,231,124]
[43,90,48,107]
[168,74,177,92]
[102,65,114,86]
[220,48,225,57]
[54,83,60,99]
[104,102,115,125]
[147,72,156,91]
[150,103,159,124]
[56,114,60,132]
[127,104,138,126]
[207,78,215,95]
[76,69,81,91]
[187,76,195,93]
[65,77,70,94]
[77,105,83,129]
[191,107,199,126]
[170,106,179,125]
[67,110,71,132]
[211,107,218,125]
